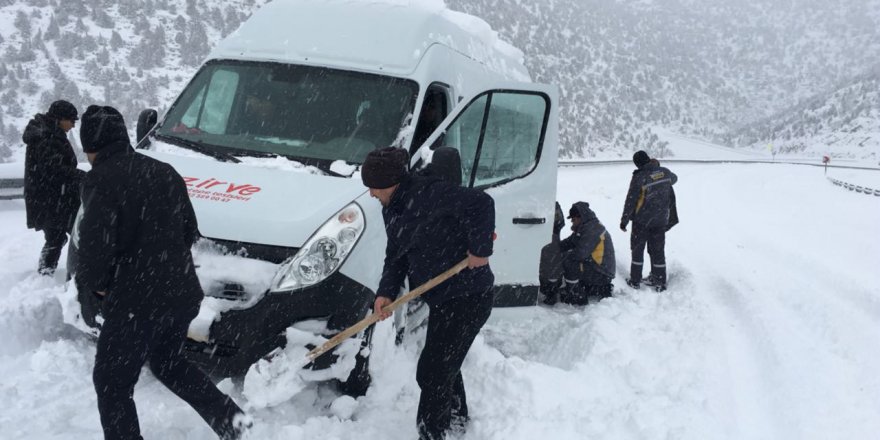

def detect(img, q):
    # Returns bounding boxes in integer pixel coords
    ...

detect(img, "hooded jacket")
[621,159,678,229]
[560,202,615,284]
[76,140,202,319]
[376,175,495,306]
[22,113,85,231]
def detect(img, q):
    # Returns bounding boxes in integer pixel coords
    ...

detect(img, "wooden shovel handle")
[306,258,469,361]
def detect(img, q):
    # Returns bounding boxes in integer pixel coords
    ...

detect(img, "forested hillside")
[0,0,878,162]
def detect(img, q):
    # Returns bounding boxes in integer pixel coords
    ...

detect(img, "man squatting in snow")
[540,202,616,305]
[620,150,678,291]
[362,147,496,440]
[75,105,249,440]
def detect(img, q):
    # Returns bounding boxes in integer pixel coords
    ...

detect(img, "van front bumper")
[182,271,373,377]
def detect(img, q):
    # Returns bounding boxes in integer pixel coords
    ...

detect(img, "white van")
[67,0,559,395]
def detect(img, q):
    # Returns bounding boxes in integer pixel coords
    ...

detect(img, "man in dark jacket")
[363,147,495,440]
[22,100,86,275]
[75,106,247,440]
[620,151,678,291]
[559,202,616,305]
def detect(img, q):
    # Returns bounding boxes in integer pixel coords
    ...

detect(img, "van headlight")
[271,203,365,292]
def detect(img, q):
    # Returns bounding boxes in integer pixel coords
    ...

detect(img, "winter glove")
[620,221,628,232]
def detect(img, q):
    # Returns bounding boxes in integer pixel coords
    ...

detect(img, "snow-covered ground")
[1,162,879,439]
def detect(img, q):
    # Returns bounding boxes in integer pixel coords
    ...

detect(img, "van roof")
[209,0,530,81]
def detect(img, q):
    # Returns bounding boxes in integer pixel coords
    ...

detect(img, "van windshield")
[155,60,419,166]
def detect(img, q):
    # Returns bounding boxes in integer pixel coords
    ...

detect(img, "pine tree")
[109,30,124,51]
[174,15,187,46]
[45,15,60,40]
[6,94,24,118]
[92,5,114,28]
[134,16,150,35]
[56,7,70,26]
[15,38,36,62]
[82,34,98,53]
[187,0,199,17]
[97,47,110,65]
[14,11,31,37]
[150,26,167,67]
[117,0,139,20]
[182,22,211,66]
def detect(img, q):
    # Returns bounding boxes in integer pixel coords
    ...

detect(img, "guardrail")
[0,177,24,200]
[827,177,880,197]
[559,158,880,171]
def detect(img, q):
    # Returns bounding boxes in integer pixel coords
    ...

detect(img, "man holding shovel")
[362,147,495,440]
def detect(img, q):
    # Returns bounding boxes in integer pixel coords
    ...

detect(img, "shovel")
[306,257,469,361]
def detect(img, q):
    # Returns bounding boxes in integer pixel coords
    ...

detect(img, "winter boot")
[628,262,643,287]
[592,283,613,300]
[561,280,587,306]
[647,265,667,292]
[540,278,559,305]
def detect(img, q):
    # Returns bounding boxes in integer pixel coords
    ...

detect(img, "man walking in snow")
[363,147,495,440]
[559,202,616,304]
[620,150,678,291]
[22,99,85,275]
[75,105,248,440]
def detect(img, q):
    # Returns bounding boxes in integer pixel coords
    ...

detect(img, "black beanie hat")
[567,202,589,219]
[361,147,410,189]
[80,105,130,153]
[47,100,78,121]
[633,150,650,168]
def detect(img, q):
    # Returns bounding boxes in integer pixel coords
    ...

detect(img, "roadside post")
[823,155,830,175]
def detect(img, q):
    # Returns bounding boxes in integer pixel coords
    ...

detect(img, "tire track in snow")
[705,276,787,440]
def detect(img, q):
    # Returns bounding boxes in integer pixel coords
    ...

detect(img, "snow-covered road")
[1,163,878,439]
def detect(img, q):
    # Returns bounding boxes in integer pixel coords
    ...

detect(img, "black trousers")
[38,228,68,273]
[93,308,243,440]
[630,224,667,284]
[416,289,493,440]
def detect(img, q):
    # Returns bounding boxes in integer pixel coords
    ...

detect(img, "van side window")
[472,93,547,187]
[438,91,548,188]
[439,94,487,186]
[412,85,449,151]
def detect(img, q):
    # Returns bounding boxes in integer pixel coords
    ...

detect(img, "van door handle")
[512,217,546,225]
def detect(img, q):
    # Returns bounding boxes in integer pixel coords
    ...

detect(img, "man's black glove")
[620,221,628,232]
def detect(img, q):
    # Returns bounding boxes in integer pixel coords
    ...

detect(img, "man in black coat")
[75,106,247,440]
[559,202,616,304]
[620,151,678,291]
[22,100,85,275]
[363,147,495,440]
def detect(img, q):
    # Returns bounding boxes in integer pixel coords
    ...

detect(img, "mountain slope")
[0,0,878,161]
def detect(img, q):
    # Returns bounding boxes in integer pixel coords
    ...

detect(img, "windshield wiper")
[155,134,242,163]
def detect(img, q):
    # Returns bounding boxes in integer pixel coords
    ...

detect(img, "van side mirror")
[136,109,158,143]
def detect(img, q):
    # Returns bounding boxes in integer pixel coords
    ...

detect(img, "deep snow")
[0,161,878,439]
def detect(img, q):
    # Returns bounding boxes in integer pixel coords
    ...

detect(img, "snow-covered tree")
[45,14,60,40]
[110,30,124,50]
[14,10,31,37]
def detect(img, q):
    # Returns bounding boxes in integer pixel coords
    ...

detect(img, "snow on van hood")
[139,148,367,248]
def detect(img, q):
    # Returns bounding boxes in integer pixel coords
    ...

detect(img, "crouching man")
[363,147,495,440]
[559,202,616,305]
[76,106,248,440]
